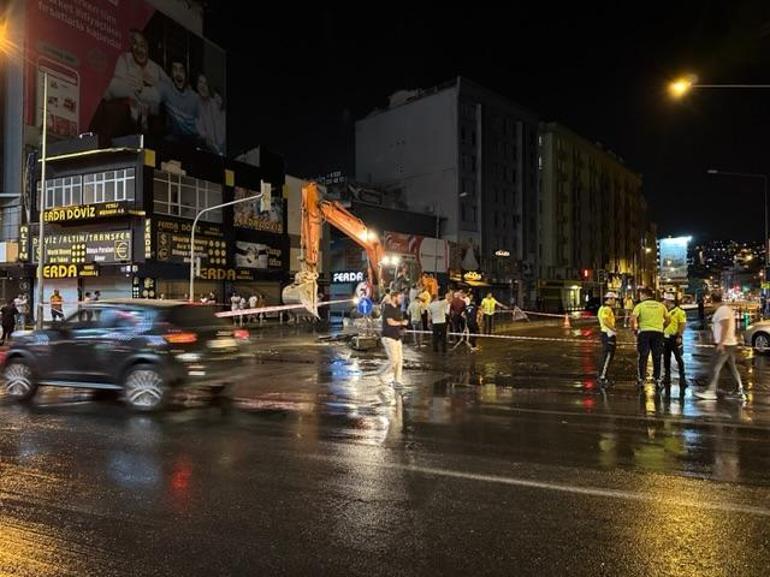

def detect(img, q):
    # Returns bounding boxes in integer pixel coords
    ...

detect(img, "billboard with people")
[25,0,226,155]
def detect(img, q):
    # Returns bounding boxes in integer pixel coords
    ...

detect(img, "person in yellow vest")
[597,292,618,388]
[662,293,688,393]
[481,292,504,334]
[623,293,635,328]
[631,288,670,390]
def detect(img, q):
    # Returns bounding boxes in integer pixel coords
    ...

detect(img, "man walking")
[428,293,448,353]
[481,292,504,335]
[631,288,669,390]
[378,289,408,387]
[0,299,18,345]
[662,293,687,393]
[694,293,745,401]
[597,292,618,388]
[450,290,467,341]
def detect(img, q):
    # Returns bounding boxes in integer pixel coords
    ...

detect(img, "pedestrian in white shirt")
[694,293,745,400]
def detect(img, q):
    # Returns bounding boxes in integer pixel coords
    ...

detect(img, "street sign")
[357,296,373,316]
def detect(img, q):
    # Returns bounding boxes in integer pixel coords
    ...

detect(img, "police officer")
[631,288,670,390]
[597,291,618,388]
[662,293,687,394]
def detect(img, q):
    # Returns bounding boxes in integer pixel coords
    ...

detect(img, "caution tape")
[401,328,751,350]
[215,298,354,318]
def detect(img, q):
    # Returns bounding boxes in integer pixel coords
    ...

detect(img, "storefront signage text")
[43,202,135,223]
[43,263,100,279]
[332,271,365,283]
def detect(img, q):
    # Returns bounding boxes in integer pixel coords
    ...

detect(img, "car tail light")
[164,332,198,344]
[233,329,250,341]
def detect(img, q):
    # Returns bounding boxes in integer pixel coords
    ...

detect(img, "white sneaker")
[693,388,718,401]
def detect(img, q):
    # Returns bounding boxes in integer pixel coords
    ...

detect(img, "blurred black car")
[1,300,251,411]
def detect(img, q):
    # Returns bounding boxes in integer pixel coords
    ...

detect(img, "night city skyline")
[208,1,770,240]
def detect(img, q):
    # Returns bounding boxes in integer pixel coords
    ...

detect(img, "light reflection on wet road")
[1,320,770,575]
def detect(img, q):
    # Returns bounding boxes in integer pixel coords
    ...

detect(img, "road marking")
[375,462,770,517]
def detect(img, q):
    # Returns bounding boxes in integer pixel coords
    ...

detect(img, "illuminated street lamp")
[668,73,770,99]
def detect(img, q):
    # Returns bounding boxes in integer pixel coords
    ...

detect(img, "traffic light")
[582,269,591,280]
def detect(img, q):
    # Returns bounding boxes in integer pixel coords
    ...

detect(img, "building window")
[43,169,135,209]
[152,170,222,223]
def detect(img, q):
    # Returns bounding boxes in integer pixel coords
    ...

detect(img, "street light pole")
[35,71,48,330]
[188,193,262,302]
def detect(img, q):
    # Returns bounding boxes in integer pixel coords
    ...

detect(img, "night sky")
[206,1,770,242]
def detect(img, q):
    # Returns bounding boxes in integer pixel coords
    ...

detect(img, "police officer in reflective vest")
[631,288,670,390]
[597,292,618,388]
[662,292,687,393]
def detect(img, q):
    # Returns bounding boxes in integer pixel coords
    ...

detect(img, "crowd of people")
[597,287,745,401]
[375,275,509,388]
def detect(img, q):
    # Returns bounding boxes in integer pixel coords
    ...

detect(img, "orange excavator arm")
[283,182,385,314]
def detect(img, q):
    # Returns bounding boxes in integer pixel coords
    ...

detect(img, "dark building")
[355,77,539,306]
[17,135,286,320]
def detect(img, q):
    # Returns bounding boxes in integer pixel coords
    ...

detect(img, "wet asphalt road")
[2,318,770,576]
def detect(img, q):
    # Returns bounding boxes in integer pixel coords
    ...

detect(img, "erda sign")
[332,271,365,283]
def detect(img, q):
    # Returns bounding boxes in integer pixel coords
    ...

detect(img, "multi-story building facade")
[16,136,286,320]
[355,77,539,305]
[538,122,656,312]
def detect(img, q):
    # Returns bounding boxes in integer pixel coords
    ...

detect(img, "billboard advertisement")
[25,0,226,154]
[234,240,285,272]
[233,186,285,234]
[659,236,690,281]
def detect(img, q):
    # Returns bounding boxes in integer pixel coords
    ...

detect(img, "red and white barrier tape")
[215,298,354,318]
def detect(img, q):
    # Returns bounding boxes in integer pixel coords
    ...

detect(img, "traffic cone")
[563,313,571,329]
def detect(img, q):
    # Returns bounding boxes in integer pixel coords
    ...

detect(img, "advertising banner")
[659,236,690,281]
[154,216,227,267]
[20,226,132,265]
[233,186,285,234]
[26,0,226,154]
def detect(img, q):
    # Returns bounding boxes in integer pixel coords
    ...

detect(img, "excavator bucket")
[282,275,318,317]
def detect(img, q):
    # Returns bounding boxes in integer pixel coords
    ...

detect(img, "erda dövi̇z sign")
[19,226,131,265]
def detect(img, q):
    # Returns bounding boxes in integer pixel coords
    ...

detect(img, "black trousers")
[421,311,429,332]
[483,314,494,335]
[0,323,13,344]
[451,315,465,340]
[663,336,686,384]
[599,333,616,379]
[637,331,664,381]
[432,323,447,352]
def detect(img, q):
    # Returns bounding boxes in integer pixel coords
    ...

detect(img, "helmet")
[604,292,618,300]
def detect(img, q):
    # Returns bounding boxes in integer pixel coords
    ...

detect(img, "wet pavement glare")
[1,320,769,575]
